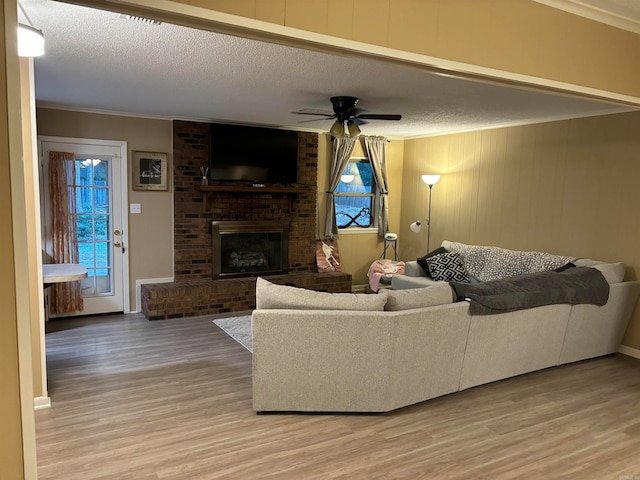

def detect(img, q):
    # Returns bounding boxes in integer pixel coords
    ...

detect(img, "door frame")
[38,136,130,314]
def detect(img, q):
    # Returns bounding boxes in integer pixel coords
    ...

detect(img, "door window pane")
[94,161,108,185]
[94,187,109,213]
[78,243,94,267]
[73,157,113,298]
[95,216,109,241]
[75,186,92,213]
[77,215,94,241]
[95,242,109,267]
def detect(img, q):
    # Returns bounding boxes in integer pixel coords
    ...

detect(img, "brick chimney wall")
[172,120,319,281]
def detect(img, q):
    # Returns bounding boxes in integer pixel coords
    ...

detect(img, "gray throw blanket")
[449,267,609,315]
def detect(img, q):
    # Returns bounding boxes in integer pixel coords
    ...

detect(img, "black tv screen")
[209,123,298,184]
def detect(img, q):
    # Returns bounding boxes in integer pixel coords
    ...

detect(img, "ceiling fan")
[294,96,402,137]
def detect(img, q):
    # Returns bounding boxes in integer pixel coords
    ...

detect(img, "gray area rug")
[213,315,252,352]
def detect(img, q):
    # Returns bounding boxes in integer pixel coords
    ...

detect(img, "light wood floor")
[37,312,640,480]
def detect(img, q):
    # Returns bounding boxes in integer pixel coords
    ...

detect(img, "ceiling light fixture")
[330,120,362,138]
[347,120,361,137]
[18,2,44,57]
[330,120,345,137]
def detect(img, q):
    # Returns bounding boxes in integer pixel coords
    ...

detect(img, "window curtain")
[361,136,389,237]
[49,151,84,313]
[324,135,357,237]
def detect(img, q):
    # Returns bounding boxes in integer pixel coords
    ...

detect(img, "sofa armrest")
[391,275,445,290]
[404,260,427,277]
[560,280,640,364]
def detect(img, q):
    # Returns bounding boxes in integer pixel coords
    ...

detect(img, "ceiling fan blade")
[298,117,332,123]
[356,114,402,121]
[293,109,334,117]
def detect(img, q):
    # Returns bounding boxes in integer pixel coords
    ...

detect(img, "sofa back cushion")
[441,240,575,281]
[385,284,454,311]
[255,277,389,311]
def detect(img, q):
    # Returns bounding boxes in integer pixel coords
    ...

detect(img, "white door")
[40,137,129,315]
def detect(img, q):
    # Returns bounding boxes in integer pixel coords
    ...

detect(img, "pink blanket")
[367,260,406,292]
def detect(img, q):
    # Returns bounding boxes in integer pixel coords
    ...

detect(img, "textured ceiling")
[21,0,639,139]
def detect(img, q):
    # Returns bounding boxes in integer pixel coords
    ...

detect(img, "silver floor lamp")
[410,174,441,253]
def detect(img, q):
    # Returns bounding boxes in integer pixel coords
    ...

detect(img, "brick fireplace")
[141,120,352,320]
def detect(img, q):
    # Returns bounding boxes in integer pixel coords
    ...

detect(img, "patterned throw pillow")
[416,246,448,277]
[426,252,471,283]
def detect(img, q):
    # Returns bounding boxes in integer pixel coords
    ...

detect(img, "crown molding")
[533,0,640,33]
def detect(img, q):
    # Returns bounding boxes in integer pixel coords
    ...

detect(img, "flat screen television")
[209,123,298,184]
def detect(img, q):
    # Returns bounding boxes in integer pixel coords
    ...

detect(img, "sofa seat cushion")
[442,240,574,281]
[385,284,454,311]
[255,277,389,311]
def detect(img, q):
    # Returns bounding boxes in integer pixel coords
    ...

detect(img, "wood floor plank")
[37,312,640,479]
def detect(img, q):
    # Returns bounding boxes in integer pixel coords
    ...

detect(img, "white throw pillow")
[573,259,626,284]
[255,277,389,311]
[384,284,454,311]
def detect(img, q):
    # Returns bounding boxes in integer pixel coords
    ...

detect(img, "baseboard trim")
[34,396,51,410]
[135,277,174,313]
[618,345,640,360]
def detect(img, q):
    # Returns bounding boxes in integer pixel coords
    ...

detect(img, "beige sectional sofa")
[251,243,640,413]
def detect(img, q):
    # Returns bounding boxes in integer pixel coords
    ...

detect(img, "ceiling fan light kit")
[347,120,361,137]
[295,96,401,137]
[330,121,345,137]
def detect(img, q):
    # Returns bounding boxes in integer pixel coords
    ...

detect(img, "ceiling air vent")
[119,14,162,26]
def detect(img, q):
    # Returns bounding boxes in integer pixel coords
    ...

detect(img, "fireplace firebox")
[212,220,289,279]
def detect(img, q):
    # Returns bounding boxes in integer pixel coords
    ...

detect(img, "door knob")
[114,229,121,236]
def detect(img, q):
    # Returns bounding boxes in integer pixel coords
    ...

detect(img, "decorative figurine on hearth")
[315,238,341,272]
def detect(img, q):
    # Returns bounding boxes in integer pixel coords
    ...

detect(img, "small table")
[42,264,88,321]
[42,263,87,287]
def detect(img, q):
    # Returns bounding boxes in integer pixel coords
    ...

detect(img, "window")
[334,157,378,230]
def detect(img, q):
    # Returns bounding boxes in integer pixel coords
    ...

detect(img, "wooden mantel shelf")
[195,183,314,211]
[195,184,313,194]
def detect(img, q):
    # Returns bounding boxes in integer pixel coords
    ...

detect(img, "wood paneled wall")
[402,110,640,349]
[162,0,640,98]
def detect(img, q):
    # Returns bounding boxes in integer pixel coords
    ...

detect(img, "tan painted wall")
[317,135,405,286]
[401,110,640,350]
[162,0,640,99]
[36,108,174,310]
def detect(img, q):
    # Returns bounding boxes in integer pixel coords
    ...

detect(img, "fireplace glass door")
[212,221,289,279]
